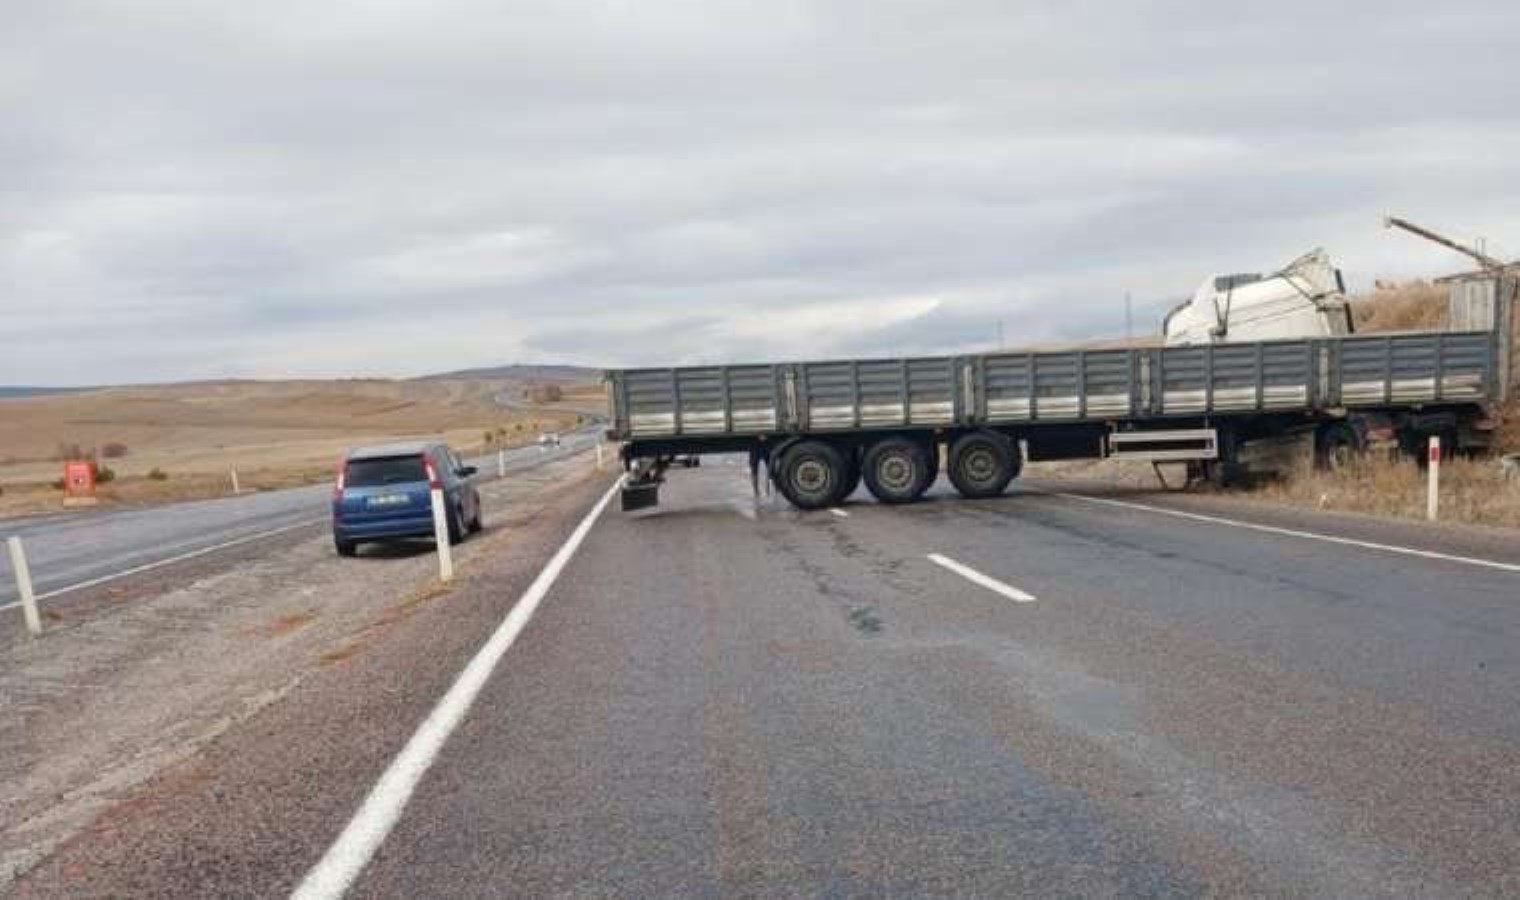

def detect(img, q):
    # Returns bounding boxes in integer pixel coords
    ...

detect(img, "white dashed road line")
[829,508,850,518]
[1037,489,1520,575]
[927,553,1037,603]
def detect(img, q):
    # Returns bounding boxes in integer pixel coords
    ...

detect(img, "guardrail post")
[7,536,42,636]
[429,488,455,582]
[1427,435,1441,521]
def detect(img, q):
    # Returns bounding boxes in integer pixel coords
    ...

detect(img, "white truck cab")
[1163,248,1353,346]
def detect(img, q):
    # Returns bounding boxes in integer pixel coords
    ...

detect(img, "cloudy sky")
[3,1,1518,385]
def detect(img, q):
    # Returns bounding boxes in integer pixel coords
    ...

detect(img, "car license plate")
[367,493,409,508]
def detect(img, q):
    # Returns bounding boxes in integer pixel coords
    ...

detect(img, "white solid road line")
[829,508,850,518]
[0,516,329,612]
[292,477,623,900]
[1040,490,1520,575]
[927,553,1037,603]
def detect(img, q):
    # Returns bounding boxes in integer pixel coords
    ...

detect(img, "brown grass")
[1246,454,1520,529]
[1349,280,1447,333]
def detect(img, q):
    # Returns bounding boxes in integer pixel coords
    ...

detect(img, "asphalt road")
[0,427,601,610]
[15,461,1520,896]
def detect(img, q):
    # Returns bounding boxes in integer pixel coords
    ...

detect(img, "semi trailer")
[605,269,1517,513]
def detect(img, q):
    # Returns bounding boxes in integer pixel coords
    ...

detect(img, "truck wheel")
[334,537,358,557]
[863,436,935,504]
[948,431,1018,499]
[1316,423,1360,472]
[776,440,848,510]
[1415,430,1457,471]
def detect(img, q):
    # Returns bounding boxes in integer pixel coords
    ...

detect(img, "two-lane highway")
[12,460,1520,897]
[326,463,1520,897]
[0,428,600,611]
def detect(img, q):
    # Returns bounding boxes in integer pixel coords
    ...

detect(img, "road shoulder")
[3,455,612,896]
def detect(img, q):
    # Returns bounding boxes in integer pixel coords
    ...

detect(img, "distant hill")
[0,386,98,399]
[417,363,599,383]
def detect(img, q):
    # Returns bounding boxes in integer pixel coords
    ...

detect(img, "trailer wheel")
[1414,429,1457,471]
[948,431,1018,499]
[863,436,935,504]
[1316,422,1360,472]
[775,440,848,510]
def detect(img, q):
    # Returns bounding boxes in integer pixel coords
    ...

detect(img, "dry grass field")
[1249,453,1520,529]
[0,378,591,516]
[1349,279,1448,332]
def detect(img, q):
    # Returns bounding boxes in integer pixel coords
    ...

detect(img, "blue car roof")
[346,441,440,460]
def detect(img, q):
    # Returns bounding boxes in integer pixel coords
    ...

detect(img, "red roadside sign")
[63,459,98,506]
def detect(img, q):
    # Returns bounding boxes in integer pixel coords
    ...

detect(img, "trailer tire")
[1316,422,1360,472]
[863,436,936,504]
[1415,429,1458,471]
[775,440,849,510]
[948,431,1018,499]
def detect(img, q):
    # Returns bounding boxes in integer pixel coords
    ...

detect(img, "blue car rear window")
[346,455,427,487]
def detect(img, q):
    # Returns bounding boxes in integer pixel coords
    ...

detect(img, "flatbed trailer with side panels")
[605,282,1516,512]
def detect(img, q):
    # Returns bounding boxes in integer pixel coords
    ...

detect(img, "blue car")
[332,441,483,557]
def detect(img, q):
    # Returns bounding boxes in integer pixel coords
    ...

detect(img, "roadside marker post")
[1427,435,1441,521]
[595,437,605,470]
[429,488,454,582]
[230,468,241,495]
[6,537,42,636]
[497,449,506,479]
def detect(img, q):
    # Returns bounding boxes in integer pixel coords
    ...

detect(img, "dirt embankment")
[0,377,593,516]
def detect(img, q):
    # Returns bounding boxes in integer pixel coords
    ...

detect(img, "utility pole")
[1125,291,1133,341]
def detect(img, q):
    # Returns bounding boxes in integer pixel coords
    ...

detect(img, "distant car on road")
[538,432,561,448]
[331,441,482,557]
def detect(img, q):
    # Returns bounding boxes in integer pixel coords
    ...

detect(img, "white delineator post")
[1427,435,1441,521]
[426,462,455,582]
[230,468,241,495]
[595,436,605,470]
[497,448,506,478]
[7,536,42,636]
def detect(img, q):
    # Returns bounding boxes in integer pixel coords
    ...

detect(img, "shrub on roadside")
[96,466,116,483]
[101,442,130,459]
[53,442,90,462]
[147,467,168,481]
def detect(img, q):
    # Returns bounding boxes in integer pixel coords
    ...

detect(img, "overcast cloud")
[3,1,1519,384]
